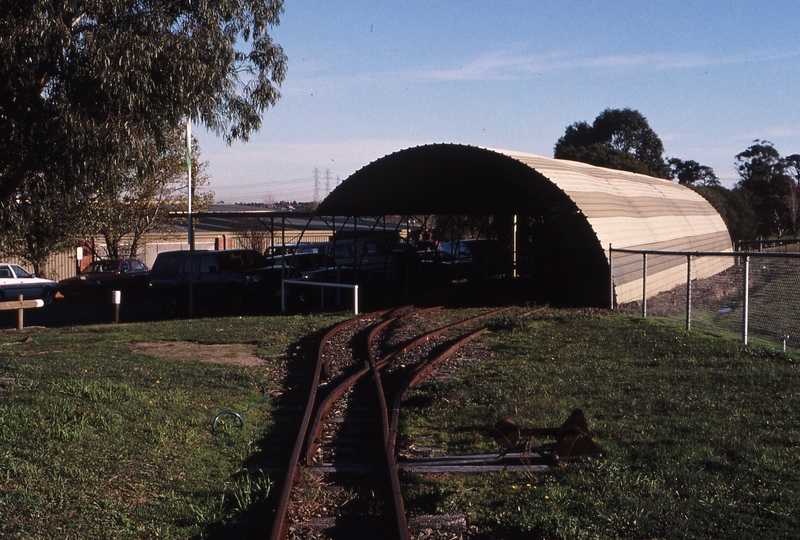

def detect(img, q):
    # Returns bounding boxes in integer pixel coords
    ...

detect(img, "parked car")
[57,258,150,301]
[0,263,57,306]
[325,237,399,282]
[265,243,300,257]
[266,252,341,282]
[148,249,286,316]
[266,242,327,257]
[439,239,507,281]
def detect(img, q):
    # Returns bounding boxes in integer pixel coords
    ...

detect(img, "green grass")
[2,309,798,539]
[400,311,800,539]
[0,312,348,539]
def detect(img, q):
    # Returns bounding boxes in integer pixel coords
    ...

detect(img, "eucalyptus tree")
[0,175,88,278]
[0,0,287,200]
[735,141,797,238]
[88,132,213,260]
[667,158,720,186]
[554,108,669,178]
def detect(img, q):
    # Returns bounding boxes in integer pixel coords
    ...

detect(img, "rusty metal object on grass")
[492,409,604,463]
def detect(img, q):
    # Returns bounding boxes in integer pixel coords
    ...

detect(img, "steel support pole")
[512,214,518,278]
[642,253,648,318]
[608,244,614,309]
[187,121,194,319]
[743,255,750,345]
[281,216,286,253]
[686,255,692,331]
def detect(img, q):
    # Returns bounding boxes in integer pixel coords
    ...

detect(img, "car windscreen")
[10,265,32,278]
[86,261,118,273]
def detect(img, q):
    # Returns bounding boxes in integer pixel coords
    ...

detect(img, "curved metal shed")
[317,144,732,305]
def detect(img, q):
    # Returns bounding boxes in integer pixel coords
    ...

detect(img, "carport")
[315,144,733,307]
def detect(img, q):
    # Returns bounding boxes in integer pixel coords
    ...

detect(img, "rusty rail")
[272,305,523,540]
[269,308,391,540]
[388,327,487,457]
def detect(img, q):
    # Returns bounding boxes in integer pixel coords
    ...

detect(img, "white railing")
[281,279,359,315]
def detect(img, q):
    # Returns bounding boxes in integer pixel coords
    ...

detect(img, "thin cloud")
[413,48,800,82]
[758,126,800,139]
[276,46,800,94]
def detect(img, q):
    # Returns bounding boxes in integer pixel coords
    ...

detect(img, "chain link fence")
[612,247,800,351]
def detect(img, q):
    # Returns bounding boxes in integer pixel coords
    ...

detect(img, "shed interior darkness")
[317,144,617,307]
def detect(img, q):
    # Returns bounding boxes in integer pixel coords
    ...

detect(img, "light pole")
[186,119,194,318]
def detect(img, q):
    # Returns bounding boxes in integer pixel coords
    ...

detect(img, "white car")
[0,263,57,306]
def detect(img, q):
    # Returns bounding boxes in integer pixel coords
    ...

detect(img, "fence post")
[17,294,23,331]
[642,253,648,318]
[743,255,750,345]
[686,255,692,331]
[113,290,121,324]
[608,244,614,310]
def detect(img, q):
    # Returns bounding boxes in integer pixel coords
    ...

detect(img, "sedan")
[57,258,150,301]
[0,263,57,305]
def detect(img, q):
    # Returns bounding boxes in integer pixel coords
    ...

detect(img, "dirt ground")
[133,341,268,367]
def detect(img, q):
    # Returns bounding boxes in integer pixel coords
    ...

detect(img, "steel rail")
[272,305,519,540]
[388,327,488,458]
[380,306,514,371]
[373,307,513,538]
[364,312,420,540]
[306,306,509,463]
[320,304,414,379]
[269,308,391,540]
[305,307,440,464]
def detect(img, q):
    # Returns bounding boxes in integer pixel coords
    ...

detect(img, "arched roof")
[318,144,732,304]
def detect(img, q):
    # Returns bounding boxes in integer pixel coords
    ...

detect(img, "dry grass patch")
[133,341,267,366]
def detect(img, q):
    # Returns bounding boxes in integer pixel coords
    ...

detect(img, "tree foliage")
[668,158,720,187]
[554,108,669,177]
[0,1,287,200]
[88,132,213,259]
[735,141,799,238]
[0,175,88,277]
[0,131,211,271]
[693,185,757,241]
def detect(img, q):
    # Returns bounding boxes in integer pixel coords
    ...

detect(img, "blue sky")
[196,1,800,203]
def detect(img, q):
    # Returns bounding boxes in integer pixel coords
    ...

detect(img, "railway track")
[269,305,517,540]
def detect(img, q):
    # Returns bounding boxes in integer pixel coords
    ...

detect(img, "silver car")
[0,263,57,305]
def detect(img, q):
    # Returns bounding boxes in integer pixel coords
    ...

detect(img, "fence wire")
[615,251,800,351]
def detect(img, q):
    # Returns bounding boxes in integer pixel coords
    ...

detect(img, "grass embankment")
[401,311,800,539]
[0,313,348,539]
[1,310,798,539]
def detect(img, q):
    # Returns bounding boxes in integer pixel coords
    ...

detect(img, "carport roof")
[318,144,571,217]
[317,143,731,253]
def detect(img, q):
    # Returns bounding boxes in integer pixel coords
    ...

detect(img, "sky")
[195,0,800,203]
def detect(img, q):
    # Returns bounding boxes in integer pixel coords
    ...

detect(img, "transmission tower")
[313,167,320,202]
[324,168,332,196]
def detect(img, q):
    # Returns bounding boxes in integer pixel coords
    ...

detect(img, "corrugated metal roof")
[316,144,733,304]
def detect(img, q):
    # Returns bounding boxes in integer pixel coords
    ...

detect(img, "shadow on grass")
[195,327,328,539]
